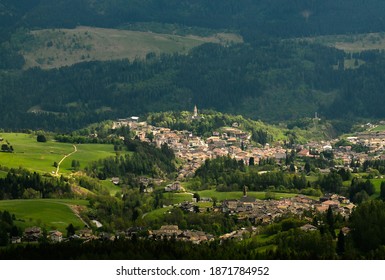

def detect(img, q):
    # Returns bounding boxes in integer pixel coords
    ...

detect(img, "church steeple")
[192,105,203,120]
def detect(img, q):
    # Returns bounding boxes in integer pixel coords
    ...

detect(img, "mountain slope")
[2,1,385,131]
[3,0,385,40]
[0,39,348,131]
[17,26,242,69]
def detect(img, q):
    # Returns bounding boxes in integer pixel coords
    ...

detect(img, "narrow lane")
[55,144,77,175]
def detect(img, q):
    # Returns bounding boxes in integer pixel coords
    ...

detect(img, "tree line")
[193,156,311,193]
[86,139,176,180]
[0,168,72,200]
[0,210,21,246]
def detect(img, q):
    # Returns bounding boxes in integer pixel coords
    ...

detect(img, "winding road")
[55,144,77,175]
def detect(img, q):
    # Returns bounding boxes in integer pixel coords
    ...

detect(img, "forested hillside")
[2,1,385,131]
[3,0,385,40]
[0,40,336,130]
[1,38,385,131]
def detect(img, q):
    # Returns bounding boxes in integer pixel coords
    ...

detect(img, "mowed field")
[0,133,117,174]
[0,199,88,232]
[21,26,243,69]
[305,32,385,52]
[302,32,385,69]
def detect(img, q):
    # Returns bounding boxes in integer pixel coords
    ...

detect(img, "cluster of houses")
[18,224,214,245]
[164,181,185,192]
[145,190,356,242]
[11,227,64,244]
[149,225,215,244]
[15,191,355,246]
[113,115,289,180]
[343,130,385,161]
[13,226,114,244]
[113,113,385,180]
[220,193,355,225]
[298,128,385,169]
[101,115,385,244]
[153,192,356,242]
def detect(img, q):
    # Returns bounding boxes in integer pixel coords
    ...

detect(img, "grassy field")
[0,133,117,174]
[0,199,88,233]
[142,206,172,222]
[99,179,122,196]
[342,177,384,200]
[196,190,297,202]
[304,32,385,52]
[164,192,193,204]
[370,124,385,132]
[58,143,118,173]
[301,32,385,70]
[20,26,243,69]
[0,170,7,178]
[143,202,213,222]
[370,178,384,199]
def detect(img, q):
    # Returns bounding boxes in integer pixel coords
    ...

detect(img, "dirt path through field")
[55,144,77,175]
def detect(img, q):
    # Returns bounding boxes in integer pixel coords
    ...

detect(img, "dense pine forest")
[1,40,385,131]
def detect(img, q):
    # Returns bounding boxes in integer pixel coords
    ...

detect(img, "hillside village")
[114,111,285,180]
[100,110,371,244]
[113,112,385,180]
[9,109,364,246]
[16,192,355,245]
[9,111,383,246]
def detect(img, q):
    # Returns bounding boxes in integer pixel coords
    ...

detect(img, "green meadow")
[58,143,119,173]
[0,170,7,178]
[99,179,122,196]
[369,178,384,199]
[164,192,193,204]
[21,26,243,69]
[0,199,88,233]
[142,206,172,221]
[370,124,385,132]
[142,202,213,222]
[196,190,297,202]
[305,32,385,53]
[341,177,385,200]
[0,133,117,174]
